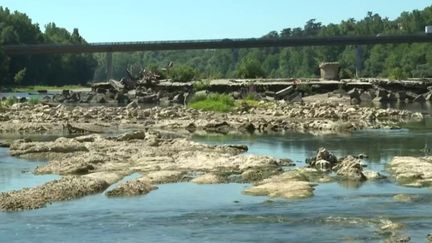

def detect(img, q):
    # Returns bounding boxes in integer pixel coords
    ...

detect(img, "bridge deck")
[4,34,432,55]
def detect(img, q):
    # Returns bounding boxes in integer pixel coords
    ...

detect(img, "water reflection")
[2,120,432,242]
[0,148,58,192]
[194,119,432,168]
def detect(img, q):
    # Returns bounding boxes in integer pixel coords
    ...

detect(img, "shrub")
[3,96,17,106]
[389,67,408,80]
[188,93,235,112]
[169,65,196,82]
[236,58,265,79]
[192,80,210,91]
[28,97,40,105]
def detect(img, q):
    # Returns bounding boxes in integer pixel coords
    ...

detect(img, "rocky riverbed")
[0,99,423,135]
[0,98,428,211]
[0,128,388,212]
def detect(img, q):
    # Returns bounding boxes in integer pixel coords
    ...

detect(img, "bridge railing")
[4,34,432,55]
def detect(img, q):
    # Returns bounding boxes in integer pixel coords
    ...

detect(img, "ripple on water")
[2,128,432,242]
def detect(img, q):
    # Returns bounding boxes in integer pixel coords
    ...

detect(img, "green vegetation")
[2,5,432,88]
[236,57,266,79]
[12,85,88,92]
[3,96,17,106]
[169,64,196,82]
[237,98,261,109]
[93,6,432,81]
[188,92,267,112]
[0,7,96,87]
[192,80,210,91]
[188,93,235,112]
[28,97,40,105]
[0,96,40,107]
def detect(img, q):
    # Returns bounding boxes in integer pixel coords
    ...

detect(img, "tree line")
[1,5,432,87]
[0,7,96,86]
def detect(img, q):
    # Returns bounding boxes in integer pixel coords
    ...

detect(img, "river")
[1,119,432,242]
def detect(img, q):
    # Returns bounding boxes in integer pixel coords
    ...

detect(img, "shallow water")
[2,122,432,242]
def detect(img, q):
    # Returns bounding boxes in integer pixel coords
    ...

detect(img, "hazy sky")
[1,0,431,42]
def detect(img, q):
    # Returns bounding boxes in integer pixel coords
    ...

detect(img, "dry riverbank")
[0,100,423,136]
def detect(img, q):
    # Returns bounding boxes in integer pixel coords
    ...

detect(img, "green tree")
[0,45,9,85]
[236,56,265,78]
[169,64,196,82]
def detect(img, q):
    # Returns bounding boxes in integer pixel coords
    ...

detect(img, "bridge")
[4,34,432,78]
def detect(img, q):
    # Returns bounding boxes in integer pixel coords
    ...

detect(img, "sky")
[0,0,431,42]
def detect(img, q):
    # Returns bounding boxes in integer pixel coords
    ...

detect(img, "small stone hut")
[319,62,340,80]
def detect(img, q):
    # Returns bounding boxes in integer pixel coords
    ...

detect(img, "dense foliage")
[1,5,432,86]
[94,5,432,81]
[0,7,97,86]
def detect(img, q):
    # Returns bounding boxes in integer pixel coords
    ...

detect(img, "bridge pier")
[231,48,239,67]
[106,52,113,80]
[355,45,362,78]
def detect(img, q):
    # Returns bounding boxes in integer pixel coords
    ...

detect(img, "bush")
[236,58,265,79]
[188,93,235,112]
[169,65,196,82]
[3,97,17,106]
[192,80,210,91]
[28,97,40,105]
[389,67,408,80]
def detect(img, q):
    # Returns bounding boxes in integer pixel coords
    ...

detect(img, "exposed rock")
[388,156,432,187]
[359,91,373,102]
[204,121,231,134]
[243,170,316,199]
[0,141,10,148]
[0,176,109,211]
[363,169,386,180]
[105,177,157,197]
[414,94,426,103]
[138,94,158,104]
[64,123,106,134]
[115,130,146,141]
[427,233,432,242]
[108,79,125,93]
[334,155,366,181]
[307,147,337,170]
[185,122,197,133]
[286,91,302,102]
[191,173,223,184]
[238,122,255,134]
[34,152,105,175]
[10,137,88,157]
[91,93,107,104]
[348,88,360,100]
[240,166,284,182]
[314,159,332,171]
[145,170,187,184]
[393,194,415,203]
